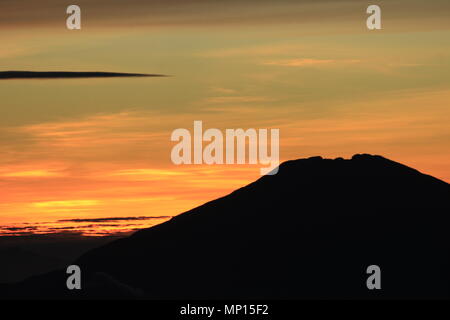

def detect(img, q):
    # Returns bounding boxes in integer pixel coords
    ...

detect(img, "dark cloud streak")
[58,216,172,223]
[0,71,167,80]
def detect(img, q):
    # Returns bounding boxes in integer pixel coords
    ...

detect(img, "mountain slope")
[3,154,450,299]
[0,247,64,284]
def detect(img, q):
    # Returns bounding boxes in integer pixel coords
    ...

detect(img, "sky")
[1,0,449,236]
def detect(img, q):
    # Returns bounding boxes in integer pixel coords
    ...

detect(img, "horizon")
[1,153,447,237]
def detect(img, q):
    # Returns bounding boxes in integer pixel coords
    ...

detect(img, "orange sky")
[1,0,449,236]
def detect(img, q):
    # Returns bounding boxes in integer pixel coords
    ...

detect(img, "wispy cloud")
[109,169,189,181]
[32,200,101,208]
[0,216,174,237]
[262,58,360,67]
[210,87,238,95]
[0,170,63,178]
[204,96,274,104]
[201,44,306,58]
[58,216,172,223]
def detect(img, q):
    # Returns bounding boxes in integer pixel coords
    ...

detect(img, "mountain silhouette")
[0,247,64,284]
[0,235,121,284]
[2,154,450,299]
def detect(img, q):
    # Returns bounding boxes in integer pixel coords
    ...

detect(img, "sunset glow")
[1,0,449,236]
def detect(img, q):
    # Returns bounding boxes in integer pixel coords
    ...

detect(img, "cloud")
[58,216,172,223]
[1,226,38,231]
[32,200,101,208]
[0,170,63,178]
[262,58,360,67]
[204,96,274,104]
[0,71,166,80]
[0,216,174,237]
[201,44,306,58]
[210,87,238,95]
[111,169,188,179]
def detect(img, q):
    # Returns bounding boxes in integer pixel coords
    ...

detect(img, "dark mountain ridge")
[2,154,450,299]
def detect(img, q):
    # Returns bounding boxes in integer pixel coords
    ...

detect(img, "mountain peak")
[275,153,418,177]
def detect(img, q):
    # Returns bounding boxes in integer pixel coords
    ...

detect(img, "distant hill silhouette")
[0,235,120,284]
[0,247,64,284]
[2,154,450,299]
